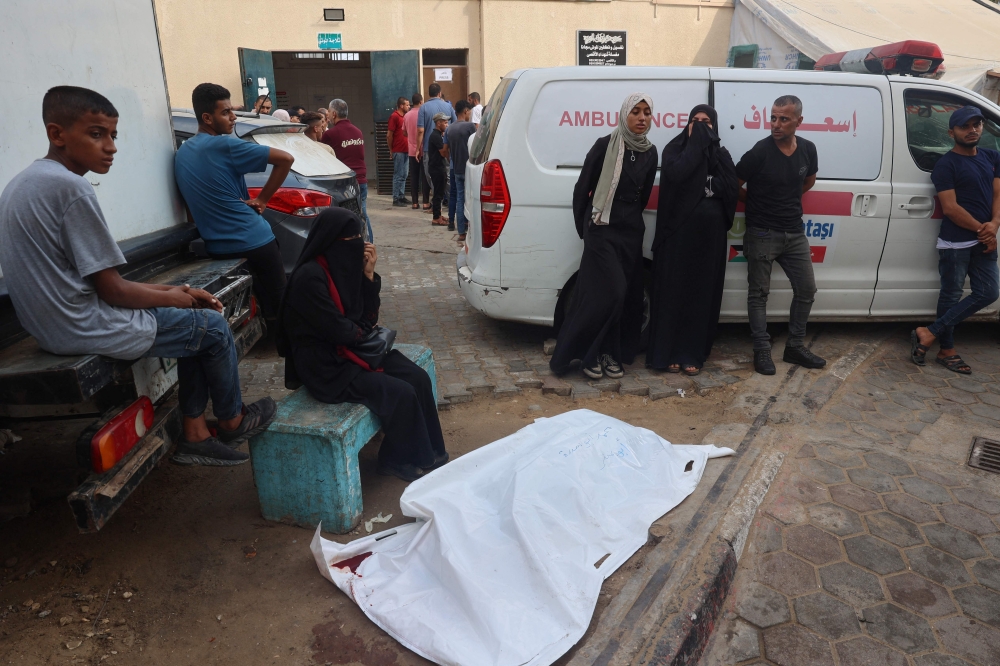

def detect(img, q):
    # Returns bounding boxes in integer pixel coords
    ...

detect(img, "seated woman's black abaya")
[276,208,447,481]
[549,135,657,375]
[646,105,738,372]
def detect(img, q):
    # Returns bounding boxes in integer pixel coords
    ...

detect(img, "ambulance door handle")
[898,196,935,218]
[899,203,933,210]
[854,193,877,217]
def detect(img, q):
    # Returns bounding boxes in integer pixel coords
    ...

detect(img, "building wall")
[155,0,732,109]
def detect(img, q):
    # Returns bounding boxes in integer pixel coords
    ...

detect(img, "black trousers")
[211,239,286,321]
[429,167,446,218]
[338,351,446,469]
[410,155,430,205]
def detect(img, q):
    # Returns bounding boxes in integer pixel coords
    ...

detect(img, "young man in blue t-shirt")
[0,86,276,466]
[912,106,1000,374]
[174,84,294,324]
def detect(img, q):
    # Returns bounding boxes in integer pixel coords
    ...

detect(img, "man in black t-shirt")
[736,95,826,375]
[428,112,449,226]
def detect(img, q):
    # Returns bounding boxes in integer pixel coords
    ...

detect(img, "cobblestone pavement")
[703,327,1000,666]
[237,194,874,405]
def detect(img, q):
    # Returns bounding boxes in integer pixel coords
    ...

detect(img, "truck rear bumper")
[457,266,559,326]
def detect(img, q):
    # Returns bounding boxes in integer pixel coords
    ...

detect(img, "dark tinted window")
[904,89,1000,172]
[469,77,517,166]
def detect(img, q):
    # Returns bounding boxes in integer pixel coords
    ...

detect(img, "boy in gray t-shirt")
[0,86,275,466]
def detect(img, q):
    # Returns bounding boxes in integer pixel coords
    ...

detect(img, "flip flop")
[683,366,701,376]
[666,364,681,373]
[936,354,972,374]
[910,330,929,366]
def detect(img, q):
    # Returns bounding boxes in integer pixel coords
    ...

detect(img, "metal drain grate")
[969,436,1000,474]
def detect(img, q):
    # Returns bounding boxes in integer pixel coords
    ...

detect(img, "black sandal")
[683,366,701,376]
[666,364,681,374]
[936,354,972,375]
[910,330,929,366]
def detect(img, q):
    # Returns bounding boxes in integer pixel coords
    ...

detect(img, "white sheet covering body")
[311,409,734,666]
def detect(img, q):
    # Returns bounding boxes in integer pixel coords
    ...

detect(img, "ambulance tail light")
[246,187,332,216]
[480,160,510,248]
[814,41,943,77]
[90,397,155,474]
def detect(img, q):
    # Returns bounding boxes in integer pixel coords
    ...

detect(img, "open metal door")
[371,50,420,194]
[238,48,275,110]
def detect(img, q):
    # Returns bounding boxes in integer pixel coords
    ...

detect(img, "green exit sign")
[318,33,342,50]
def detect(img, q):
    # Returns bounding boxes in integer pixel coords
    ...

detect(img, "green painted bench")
[249,344,436,534]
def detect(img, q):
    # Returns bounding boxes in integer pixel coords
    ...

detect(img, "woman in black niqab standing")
[549,93,658,380]
[276,208,447,481]
[646,104,738,375]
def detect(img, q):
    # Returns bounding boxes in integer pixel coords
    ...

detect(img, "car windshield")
[251,132,352,177]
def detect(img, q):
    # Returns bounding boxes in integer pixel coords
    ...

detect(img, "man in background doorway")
[428,112,450,227]
[288,105,306,123]
[446,100,477,242]
[387,96,411,207]
[416,83,457,217]
[253,95,272,115]
[405,93,430,211]
[468,92,483,128]
[322,98,373,241]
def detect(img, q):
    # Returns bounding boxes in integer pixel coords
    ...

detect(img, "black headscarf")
[652,104,738,250]
[276,207,367,359]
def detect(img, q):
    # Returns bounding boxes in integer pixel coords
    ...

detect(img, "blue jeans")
[143,308,242,421]
[744,227,817,351]
[359,183,374,242]
[453,173,467,234]
[392,152,409,201]
[928,245,1000,349]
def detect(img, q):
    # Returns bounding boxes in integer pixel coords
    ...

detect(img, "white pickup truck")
[0,0,263,531]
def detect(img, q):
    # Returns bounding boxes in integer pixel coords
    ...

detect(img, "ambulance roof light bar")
[814,40,944,77]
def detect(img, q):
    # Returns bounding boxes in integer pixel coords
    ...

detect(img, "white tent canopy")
[729,0,1000,93]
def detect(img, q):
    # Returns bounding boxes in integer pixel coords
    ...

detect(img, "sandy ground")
[0,382,742,666]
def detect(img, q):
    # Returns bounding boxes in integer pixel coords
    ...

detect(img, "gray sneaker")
[218,397,277,445]
[172,437,249,466]
[600,354,624,379]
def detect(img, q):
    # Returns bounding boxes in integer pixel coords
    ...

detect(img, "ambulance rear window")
[469,77,517,166]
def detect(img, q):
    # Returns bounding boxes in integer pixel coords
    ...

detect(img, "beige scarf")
[591,92,655,225]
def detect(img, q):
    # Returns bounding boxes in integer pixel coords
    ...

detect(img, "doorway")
[422,49,468,107]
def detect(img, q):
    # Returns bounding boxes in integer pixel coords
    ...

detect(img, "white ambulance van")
[458,44,1000,330]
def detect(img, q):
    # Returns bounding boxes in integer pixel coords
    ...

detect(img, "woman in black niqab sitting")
[646,104,738,375]
[276,208,447,481]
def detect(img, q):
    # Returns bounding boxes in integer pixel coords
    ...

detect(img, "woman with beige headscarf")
[550,92,658,380]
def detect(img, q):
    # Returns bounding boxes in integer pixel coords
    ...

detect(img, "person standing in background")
[427,113,450,227]
[387,96,411,207]
[416,84,457,215]
[445,101,477,241]
[271,109,291,123]
[252,95,272,115]
[468,92,483,128]
[405,93,430,211]
[301,112,335,155]
[323,98,373,241]
[288,105,306,123]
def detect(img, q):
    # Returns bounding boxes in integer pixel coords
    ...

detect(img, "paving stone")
[885,572,956,617]
[912,374,949,388]
[949,377,986,393]
[830,484,882,513]
[842,392,876,411]
[866,376,897,392]
[830,404,862,421]
[617,375,649,396]
[717,618,761,662]
[875,400,916,422]
[953,487,1000,515]
[752,516,784,553]
[969,402,1000,421]
[810,502,863,537]
[835,636,908,666]
[848,467,898,493]
[899,477,953,505]
[913,465,965,488]
[864,452,913,477]
[783,473,831,505]
[923,523,986,560]
[977,391,1000,408]
[934,615,1000,665]
[862,603,938,653]
[905,546,973,588]
[887,390,927,411]
[983,535,1000,558]
[850,421,894,442]
[938,503,999,536]
[800,459,847,485]
[796,443,816,458]
[793,592,860,640]
[925,398,968,416]
[813,444,864,469]
[866,512,925,547]
[540,375,572,396]
[844,535,906,575]
[762,624,835,666]
[819,562,885,606]
[906,421,927,435]
[953,585,1000,628]
[901,382,941,400]
[862,412,906,433]
[918,409,943,423]
[938,388,980,405]
[972,559,1000,592]
[735,581,791,628]
[765,495,808,526]
[876,368,911,383]
[786,524,843,564]
[759,552,817,597]
[912,655,975,666]
[883,493,939,524]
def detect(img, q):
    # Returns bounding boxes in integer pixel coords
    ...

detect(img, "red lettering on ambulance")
[559,111,572,126]
[593,111,604,127]
[575,111,590,126]
[663,113,675,128]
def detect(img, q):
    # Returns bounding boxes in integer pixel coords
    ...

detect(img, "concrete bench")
[249,344,437,534]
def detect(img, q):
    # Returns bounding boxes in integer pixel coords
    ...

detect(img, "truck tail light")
[246,187,332,216]
[90,397,154,474]
[480,160,510,248]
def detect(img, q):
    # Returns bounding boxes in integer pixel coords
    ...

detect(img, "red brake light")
[90,397,154,473]
[246,187,332,216]
[480,160,510,248]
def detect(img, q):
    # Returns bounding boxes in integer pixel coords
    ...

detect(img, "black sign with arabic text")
[577,30,627,67]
